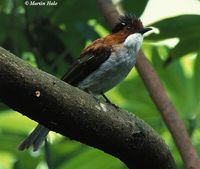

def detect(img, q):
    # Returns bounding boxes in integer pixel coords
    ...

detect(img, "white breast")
[78,33,143,94]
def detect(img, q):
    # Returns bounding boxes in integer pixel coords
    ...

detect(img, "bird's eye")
[127,26,131,30]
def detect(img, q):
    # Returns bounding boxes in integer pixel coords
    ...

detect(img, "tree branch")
[0,47,177,169]
[97,1,200,169]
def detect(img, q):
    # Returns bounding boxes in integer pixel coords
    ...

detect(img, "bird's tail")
[18,124,49,151]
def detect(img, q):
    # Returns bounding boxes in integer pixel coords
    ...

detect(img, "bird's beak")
[138,27,152,34]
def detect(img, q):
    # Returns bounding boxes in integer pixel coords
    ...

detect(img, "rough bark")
[0,47,177,169]
[97,0,200,169]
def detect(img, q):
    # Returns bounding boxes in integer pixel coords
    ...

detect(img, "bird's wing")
[62,42,112,86]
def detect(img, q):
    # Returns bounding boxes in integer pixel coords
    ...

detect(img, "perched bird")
[18,14,152,151]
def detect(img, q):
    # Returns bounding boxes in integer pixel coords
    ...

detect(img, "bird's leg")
[101,93,112,104]
[101,93,119,109]
[84,89,119,109]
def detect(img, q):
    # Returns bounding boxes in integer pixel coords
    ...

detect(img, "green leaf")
[52,0,104,26]
[0,110,36,133]
[148,15,200,40]
[51,140,126,169]
[194,53,200,101]
[165,37,200,64]
[51,0,106,57]
[147,15,200,63]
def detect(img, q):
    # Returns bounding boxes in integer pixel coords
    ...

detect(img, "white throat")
[124,33,143,53]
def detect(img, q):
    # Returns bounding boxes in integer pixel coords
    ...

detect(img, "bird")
[18,14,152,151]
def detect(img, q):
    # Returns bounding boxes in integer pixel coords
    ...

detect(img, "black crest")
[112,14,142,33]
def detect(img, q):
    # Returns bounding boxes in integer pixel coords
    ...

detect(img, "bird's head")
[112,14,152,52]
[112,14,151,36]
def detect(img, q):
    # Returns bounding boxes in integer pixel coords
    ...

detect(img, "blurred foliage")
[147,15,200,64]
[0,0,200,169]
[121,0,149,16]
